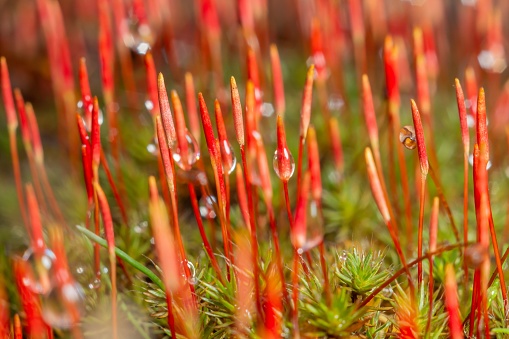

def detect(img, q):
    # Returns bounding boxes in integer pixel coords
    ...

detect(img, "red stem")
[417,174,427,288]
[188,183,224,282]
[240,145,262,318]
[8,131,29,231]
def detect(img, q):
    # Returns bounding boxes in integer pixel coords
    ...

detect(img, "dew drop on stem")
[146,136,158,156]
[40,282,86,329]
[199,195,217,219]
[172,130,200,170]
[399,125,417,150]
[220,140,236,175]
[22,247,56,295]
[468,154,492,170]
[273,147,295,180]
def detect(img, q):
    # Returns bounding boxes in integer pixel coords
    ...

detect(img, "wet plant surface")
[1,0,509,338]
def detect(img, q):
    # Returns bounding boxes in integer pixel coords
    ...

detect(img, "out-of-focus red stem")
[1,57,29,230]
[296,65,315,196]
[455,79,470,286]
[270,45,285,116]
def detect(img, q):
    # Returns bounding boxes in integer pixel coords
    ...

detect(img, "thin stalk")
[166,294,177,339]
[100,151,128,225]
[93,184,101,281]
[187,184,223,282]
[296,136,305,197]
[462,152,469,284]
[240,145,262,318]
[426,197,439,334]
[428,165,460,241]
[13,314,21,338]
[168,163,196,303]
[25,104,66,226]
[417,174,427,287]
[396,136,412,248]
[266,205,288,303]
[283,182,294,227]
[487,211,508,315]
[8,131,28,231]
[365,148,414,292]
[283,181,300,335]
[16,90,47,216]
[359,242,467,309]
[37,162,66,226]
[291,248,300,338]
[318,241,331,306]
[109,252,117,339]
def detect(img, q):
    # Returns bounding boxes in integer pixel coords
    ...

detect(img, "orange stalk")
[14,90,47,216]
[197,94,231,263]
[455,78,470,285]
[94,183,117,339]
[410,99,429,287]
[253,132,288,300]
[148,176,179,338]
[185,73,201,146]
[426,196,439,334]
[1,57,28,230]
[296,65,314,196]
[270,45,285,116]
[155,117,195,301]
[26,103,66,227]
[260,262,283,338]
[365,147,414,291]
[231,77,262,314]
[234,231,256,335]
[475,88,507,314]
[13,314,22,339]
[144,52,160,117]
[444,265,464,339]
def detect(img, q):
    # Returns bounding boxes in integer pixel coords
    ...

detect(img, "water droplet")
[22,248,56,295]
[172,131,200,170]
[273,148,295,181]
[399,126,417,150]
[199,196,217,219]
[466,114,475,128]
[87,277,101,290]
[40,282,86,329]
[146,137,158,156]
[338,250,348,263]
[328,95,344,112]
[144,100,154,112]
[478,49,507,73]
[175,167,208,186]
[220,140,236,175]
[134,221,149,234]
[123,15,153,55]
[382,287,394,298]
[261,102,274,117]
[185,261,197,285]
[468,154,492,170]
[134,42,151,55]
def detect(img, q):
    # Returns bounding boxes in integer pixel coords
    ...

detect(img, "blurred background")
[1,0,509,250]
